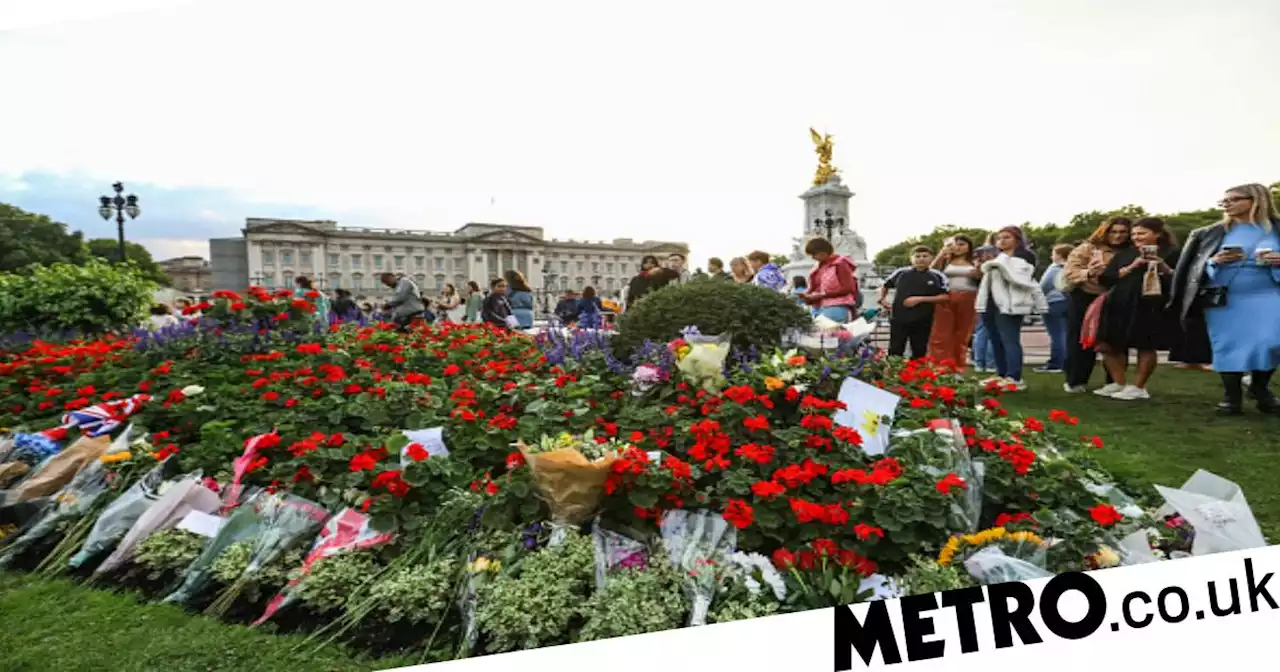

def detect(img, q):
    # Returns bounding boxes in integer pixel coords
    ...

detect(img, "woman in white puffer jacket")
[975,227,1049,389]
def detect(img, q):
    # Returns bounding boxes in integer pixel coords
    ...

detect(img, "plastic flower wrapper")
[94,473,222,575]
[205,493,329,616]
[0,498,54,551]
[7,429,65,466]
[457,549,504,657]
[671,329,732,392]
[0,458,110,569]
[517,431,620,547]
[162,490,267,607]
[660,509,738,626]
[67,454,183,569]
[893,421,983,533]
[962,546,1054,585]
[253,507,396,626]
[1155,483,1265,556]
[591,519,648,590]
[1082,479,1146,520]
[5,434,112,504]
[630,362,669,397]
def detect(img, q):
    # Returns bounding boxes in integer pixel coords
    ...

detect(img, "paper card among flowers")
[832,377,901,456]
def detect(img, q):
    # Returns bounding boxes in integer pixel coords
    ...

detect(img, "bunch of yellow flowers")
[937,526,1045,567]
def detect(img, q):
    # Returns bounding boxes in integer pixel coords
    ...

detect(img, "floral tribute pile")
[0,288,1263,661]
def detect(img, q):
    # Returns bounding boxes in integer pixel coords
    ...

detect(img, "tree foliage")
[0,259,158,335]
[0,203,88,272]
[86,238,169,285]
[874,204,1226,273]
[614,279,812,356]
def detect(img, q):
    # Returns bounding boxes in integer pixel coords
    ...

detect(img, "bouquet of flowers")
[253,507,395,625]
[93,473,222,575]
[590,519,648,589]
[517,431,621,546]
[68,454,184,570]
[939,526,1051,584]
[0,458,110,570]
[660,509,738,626]
[205,493,329,616]
[162,491,267,607]
[670,327,732,392]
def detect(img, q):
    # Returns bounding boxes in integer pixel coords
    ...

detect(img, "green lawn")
[1005,367,1280,540]
[2,366,1277,671]
[0,573,413,672]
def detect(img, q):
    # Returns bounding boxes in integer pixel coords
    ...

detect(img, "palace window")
[373,255,384,269]
[328,253,339,266]
[261,250,275,266]
[351,254,362,269]
[414,256,425,269]
[281,250,294,266]
[394,255,405,269]
[299,251,312,266]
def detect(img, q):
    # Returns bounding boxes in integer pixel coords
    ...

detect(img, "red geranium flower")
[405,443,430,462]
[935,472,968,495]
[723,499,754,529]
[1090,504,1123,527]
[853,523,885,541]
[742,415,770,432]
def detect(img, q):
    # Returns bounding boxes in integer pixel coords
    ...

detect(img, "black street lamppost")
[98,182,141,263]
[813,208,844,242]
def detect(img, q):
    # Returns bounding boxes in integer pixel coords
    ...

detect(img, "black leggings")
[1064,289,1114,387]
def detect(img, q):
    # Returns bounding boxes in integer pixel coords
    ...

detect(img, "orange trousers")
[928,290,978,371]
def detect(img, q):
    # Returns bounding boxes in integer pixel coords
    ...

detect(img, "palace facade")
[210,218,688,298]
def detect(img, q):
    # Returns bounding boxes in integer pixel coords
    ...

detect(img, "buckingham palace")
[209,218,689,298]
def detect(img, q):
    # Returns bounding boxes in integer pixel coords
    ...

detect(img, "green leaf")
[628,490,659,509]
[370,514,397,533]
[829,578,843,599]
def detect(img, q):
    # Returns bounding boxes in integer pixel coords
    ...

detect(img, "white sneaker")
[1093,383,1124,397]
[1112,385,1150,401]
[1006,379,1028,391]
[1063,384,1087,393]
[980,376,1006,386]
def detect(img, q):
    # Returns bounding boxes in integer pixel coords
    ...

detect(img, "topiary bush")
[0,259,157,336]
[614,279,812,357]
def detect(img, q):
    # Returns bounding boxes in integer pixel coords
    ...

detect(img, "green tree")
[0,203,88,271]
[771,254,790,267]
[86,238,169,285]
[873,225,991,268]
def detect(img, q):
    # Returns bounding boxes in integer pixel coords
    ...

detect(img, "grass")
[2,366,1277,671]
[0,573,413,672]
[1004,367,1280,540]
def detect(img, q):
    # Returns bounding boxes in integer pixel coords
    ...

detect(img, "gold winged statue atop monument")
[809,127,838,186]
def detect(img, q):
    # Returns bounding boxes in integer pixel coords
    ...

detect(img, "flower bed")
[0,288,1260,661]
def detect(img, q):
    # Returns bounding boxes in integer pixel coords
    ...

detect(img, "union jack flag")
[60,394,151,437]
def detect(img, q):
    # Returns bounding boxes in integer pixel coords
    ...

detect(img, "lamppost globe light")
[98,206,113,220]
[124,194,140,219]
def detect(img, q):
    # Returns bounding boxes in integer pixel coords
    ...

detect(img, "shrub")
[615,279,812,356]
[0,259,157,336]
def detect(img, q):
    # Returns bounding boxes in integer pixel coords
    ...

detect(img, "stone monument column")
[781,173,879,311]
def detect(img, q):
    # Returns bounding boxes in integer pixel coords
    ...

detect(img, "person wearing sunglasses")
[1169,183,1280,415]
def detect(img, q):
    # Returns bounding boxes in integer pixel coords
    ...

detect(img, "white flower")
[730,552,786,601]
[181,385,205,397]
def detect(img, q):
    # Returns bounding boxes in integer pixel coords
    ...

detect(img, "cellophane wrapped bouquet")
[669,327,731,392]
[660,509,738,626]
[517,431,622,546]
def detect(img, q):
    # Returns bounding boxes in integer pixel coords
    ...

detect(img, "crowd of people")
[145,183,1278,415]
[867,181,1280,415]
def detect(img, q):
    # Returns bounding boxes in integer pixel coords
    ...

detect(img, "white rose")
[181,385,205,397]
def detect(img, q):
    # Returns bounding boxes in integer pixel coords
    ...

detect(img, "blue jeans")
[972,321,996,368]
[816,306,852,322]
[982,306,1026,381]
[1042,300,1069,370]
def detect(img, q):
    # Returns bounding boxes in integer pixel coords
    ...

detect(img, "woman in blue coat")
[504,270,535,329]
[1170,183,1280,415]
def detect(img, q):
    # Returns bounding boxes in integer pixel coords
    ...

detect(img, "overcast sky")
[2,0,1277,267]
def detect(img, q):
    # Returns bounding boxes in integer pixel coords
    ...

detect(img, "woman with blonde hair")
[729,257,753,284]
[1170,183,1280,415]
[1061,216,1132,394]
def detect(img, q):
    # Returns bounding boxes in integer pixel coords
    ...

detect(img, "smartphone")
[1222,244,1244,256]
[1142,244,1158,258]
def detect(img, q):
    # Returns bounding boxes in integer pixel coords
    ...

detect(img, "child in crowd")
[879,246,950,359]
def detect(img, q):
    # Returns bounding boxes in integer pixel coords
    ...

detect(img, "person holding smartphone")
[1061,217,1132,394]
[1170,184,1280,415]
[1094,218,1181,400]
